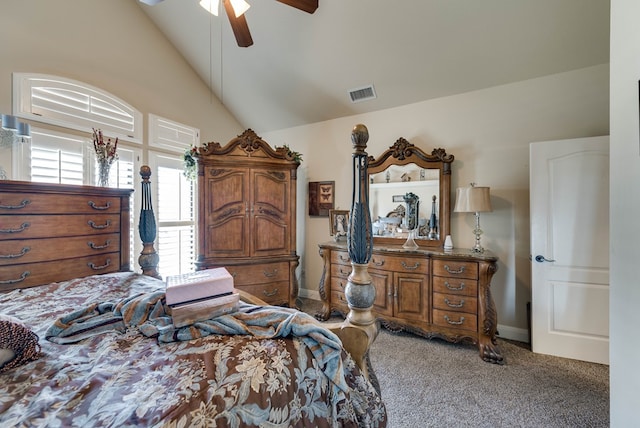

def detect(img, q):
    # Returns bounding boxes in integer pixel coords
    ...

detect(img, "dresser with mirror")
[317,138,503,364]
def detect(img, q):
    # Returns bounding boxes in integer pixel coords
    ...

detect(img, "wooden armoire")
[195,129,300,307]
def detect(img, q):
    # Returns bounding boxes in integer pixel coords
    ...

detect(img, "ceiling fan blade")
[276,0,318,14]
[223,0,254,47]
[139,0,165,5]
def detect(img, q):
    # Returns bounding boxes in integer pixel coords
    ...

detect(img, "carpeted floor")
[299,298,609,428]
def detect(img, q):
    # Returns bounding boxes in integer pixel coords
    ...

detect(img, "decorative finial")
[351,124,369,154]
[140,165,152,181]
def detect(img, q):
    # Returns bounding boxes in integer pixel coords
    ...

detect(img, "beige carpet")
[299,299,609,428]
[370,330,608,428]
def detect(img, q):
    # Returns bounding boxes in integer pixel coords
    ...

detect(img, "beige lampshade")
[454,186,492,213]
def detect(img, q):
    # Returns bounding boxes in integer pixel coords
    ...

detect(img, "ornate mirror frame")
[367,137,454,248]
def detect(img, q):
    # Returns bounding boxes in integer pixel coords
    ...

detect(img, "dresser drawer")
[432,308,477,332]
[331,276,348,293]
[238,281,289,305]
[0,192,122,215]
[0,214,121,240]
[370,253,429,274]
[330,250,351,266]
[433,292,478,314]
[331,263,351,279]
[225,261,290,286]
[0,253,120,292]
[432,276,478,297]
[0,233,120,266]
[331,290,349,311]
[432,259,478,280]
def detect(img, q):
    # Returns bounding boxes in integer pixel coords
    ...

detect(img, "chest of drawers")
[0,181,133,292]
[318,242,502,364]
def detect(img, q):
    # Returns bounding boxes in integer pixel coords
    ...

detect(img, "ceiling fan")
[139,0,318,48]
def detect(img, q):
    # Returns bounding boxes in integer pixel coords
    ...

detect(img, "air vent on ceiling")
[348,84,377,103]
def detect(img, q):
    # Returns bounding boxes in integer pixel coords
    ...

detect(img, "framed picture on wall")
[309,181,334,216]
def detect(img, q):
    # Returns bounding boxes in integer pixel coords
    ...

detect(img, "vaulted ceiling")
[138,0,610,133]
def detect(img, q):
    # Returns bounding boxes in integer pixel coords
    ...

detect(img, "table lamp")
[454,183,492,253]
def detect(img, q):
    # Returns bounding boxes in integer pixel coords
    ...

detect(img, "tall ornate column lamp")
[454,183,493,253]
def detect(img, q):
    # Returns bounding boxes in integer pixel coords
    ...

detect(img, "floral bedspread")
[0,272,387,427]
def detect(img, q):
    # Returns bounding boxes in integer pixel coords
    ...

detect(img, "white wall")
[610,0,640,424]
[264,64,609,338]
[0,0,243,169]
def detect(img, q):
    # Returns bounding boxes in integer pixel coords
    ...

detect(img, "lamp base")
[472,211,485,253]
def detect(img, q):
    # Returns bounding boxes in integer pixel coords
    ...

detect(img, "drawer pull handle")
[0,246,30,259]
[0,222,30,234]
[401,261,420,270]
[444,298,465,308]
[339,282,345,289]
[444,281,465,291]
[88,259,111,270]
[339,268,350,275]
[0,199,30,210]
[0,271,30,285]
[88,240,111,250]
[263,268,278,278]
[444,264,466,274]
[262,288,278,297]
[88,219,111,229]
[372,258,385,267]
[339,254,349,262]
[88,201,112,211]
[444,315,465,325]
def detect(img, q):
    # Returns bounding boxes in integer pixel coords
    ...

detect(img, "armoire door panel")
[252,171,288,215]
[207,172,247,213]
[205,219,247,256]
[252,217,288,254]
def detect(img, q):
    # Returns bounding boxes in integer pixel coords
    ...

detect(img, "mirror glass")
[370,165,440,240]
[367,138,453,248]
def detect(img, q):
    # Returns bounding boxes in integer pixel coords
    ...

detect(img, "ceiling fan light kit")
[199,0,250,17]
[141,0,318,47]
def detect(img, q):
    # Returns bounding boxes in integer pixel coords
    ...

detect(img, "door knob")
[534,255,556,263]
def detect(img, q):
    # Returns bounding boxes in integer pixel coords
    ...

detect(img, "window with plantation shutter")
[149,151,196,277]
[148,114,199,153]
[13,73,142,143]
[29,129,85,185]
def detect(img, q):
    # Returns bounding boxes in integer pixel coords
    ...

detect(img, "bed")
[0,127,386,427]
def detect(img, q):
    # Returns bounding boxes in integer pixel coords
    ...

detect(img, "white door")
[530,136,609,365]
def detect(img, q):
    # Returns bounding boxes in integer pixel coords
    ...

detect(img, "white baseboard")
[298,288,320,301]
[496,324,529,344]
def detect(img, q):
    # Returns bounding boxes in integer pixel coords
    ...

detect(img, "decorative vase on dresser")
[317,136,503,364]
[0,181,132,292]
[194,129,301,308]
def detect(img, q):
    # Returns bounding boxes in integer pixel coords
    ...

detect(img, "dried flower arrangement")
[93,128,118,186]
[92,128,119,164]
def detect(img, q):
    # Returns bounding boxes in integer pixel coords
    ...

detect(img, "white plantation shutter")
[30,130,85,184]
[13,73,142,143]
[150,152,196,277]
[148,114,200,153]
